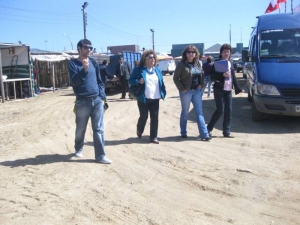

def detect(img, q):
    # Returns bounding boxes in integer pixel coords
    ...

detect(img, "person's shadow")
[0,153,94,168]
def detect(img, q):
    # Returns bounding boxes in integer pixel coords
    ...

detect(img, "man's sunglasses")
[82,46,93,51]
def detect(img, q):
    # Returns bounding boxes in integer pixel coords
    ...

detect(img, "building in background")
[171,43,204,57]
[236,43,243,53]
[204,43,222,60]
[107,45,139,54]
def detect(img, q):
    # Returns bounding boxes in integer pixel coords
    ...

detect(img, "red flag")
[265,0,287,14]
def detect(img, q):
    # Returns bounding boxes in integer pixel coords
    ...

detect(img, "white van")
[156,59,176,75]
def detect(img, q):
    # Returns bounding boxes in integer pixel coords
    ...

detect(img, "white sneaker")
[96,156,112,164]
[75,151,83,158]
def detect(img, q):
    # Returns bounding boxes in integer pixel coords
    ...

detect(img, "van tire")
[252,102,264,122]
[162,72,166,76]
[169,72,173,75]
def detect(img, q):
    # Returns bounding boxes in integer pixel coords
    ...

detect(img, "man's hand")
[83,59,89,71]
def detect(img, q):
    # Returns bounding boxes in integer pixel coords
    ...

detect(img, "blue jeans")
[207,88,232,136]
[201,76,212,97]
[74,96,105,159]
[137,99,160,140]
[179,88,209,138]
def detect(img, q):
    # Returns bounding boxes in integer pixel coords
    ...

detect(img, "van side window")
[249,35,256,61]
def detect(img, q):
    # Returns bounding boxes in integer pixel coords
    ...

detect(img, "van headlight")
[255,83,280,96]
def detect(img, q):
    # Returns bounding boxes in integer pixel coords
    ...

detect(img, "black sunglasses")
[147,56,155,59]
[82,46,93,51]
[186,51,196,54]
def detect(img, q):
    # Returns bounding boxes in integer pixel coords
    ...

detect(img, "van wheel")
[252,102,264,122]
[105,88,111,93]
[247,91,252,102]
[162,72,166,76]
[169,72,173,75]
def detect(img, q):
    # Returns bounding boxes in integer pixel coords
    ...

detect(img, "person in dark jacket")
[207,43,245,138]
[99,60,116,82]
[129,50,166,144]
[173,45,211,141]
[201,56,213,98]
[115,57,132,99]
[68,39,112,164]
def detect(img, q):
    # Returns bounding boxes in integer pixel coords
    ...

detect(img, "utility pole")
[240,27,242,43]
[82,2,88,39]
[150,29,155,51]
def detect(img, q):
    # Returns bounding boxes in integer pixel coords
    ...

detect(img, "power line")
[1,12,81,21]
[0,17,75,25]
[0,5,78,16]
[88,15,149,39]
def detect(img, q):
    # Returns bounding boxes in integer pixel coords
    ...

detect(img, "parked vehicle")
[105,51,141,93]
[242,62,250,78]
[235,59,244,73]
[156,59,176,75]
[242,12,300,122]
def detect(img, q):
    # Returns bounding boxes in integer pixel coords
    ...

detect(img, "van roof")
[256,12,300,30]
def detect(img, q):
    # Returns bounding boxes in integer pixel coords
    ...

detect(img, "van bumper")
[253,94,300,116]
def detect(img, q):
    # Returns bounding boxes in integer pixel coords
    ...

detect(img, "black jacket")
[211,60,242,95]
[99,65,114,82]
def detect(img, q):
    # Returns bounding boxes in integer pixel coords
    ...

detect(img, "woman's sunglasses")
[186,51,196,54]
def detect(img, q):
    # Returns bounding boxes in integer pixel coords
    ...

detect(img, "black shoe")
[120,97,125,99]
[208,131,212,137]
[150,138,159,144]
[181,135,188,138]
[137,131,142,138]
[201,137,212,141]
[224,134,234,138]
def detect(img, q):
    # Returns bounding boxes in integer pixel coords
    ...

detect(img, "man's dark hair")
[207,56,213,63]
[77,39,92,48]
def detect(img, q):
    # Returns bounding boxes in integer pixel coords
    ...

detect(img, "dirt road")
[0,73,299,224]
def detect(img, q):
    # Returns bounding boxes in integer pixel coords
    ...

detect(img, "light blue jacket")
[129,66,166,103]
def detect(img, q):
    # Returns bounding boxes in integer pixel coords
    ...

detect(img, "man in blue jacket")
[68,39,112,164]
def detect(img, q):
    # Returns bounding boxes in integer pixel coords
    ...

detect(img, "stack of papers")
[214,60,229,73]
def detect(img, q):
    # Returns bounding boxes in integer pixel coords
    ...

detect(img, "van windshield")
[259,28,300,58]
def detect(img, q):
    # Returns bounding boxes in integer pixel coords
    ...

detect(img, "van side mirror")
[242,50,249,62]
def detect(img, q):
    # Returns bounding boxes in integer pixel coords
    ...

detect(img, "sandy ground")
[0,73,299,225]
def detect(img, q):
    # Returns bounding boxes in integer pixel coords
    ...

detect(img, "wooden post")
[52,63,55,92]
[0,51,5,103]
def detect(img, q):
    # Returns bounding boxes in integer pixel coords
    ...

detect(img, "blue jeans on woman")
[74,96,105,159]
[207,88,232,136]
[179,88,209,138]
[201,76,212,97]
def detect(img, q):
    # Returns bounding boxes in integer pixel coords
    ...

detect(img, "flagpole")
[285,2,286,13]
[291,0,294,14]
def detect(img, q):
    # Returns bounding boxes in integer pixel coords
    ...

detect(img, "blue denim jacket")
[129,66,166,103]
